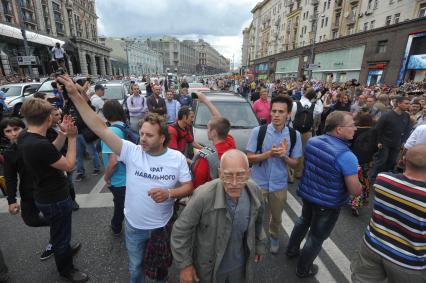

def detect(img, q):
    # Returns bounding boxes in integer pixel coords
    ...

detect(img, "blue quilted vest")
[298,134,351,208]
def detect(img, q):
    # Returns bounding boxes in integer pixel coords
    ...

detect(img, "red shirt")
[168,123,193,154]
[192,135,237,188]
[252,98,271,123]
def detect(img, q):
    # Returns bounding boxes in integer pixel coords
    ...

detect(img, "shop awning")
[0,23,64,47]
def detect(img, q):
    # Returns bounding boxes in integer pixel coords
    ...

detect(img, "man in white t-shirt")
[51,42,66,71]
[90,85,105,117]
[57,75,193,283]
[405,124,426,149]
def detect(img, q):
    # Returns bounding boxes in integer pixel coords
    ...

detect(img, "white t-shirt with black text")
[118,140,191,229]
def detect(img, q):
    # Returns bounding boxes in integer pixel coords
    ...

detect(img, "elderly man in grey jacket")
[171,149,267,283]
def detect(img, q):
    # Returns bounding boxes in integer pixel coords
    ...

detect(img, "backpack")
[190,146,219,181]
[110,124,139,144]
[256,124,297,166]
[293,101,316,133]
[169,123,188,150]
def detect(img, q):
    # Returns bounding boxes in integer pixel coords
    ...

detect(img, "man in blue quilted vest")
[286,110,362,278]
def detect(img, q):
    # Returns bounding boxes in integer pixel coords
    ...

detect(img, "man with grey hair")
[171,149,267,283]
[286,111,362,278]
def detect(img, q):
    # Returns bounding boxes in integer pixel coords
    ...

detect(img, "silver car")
[193,93,260,151]
[1,83,41,116]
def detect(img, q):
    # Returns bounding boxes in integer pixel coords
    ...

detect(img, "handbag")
[143,220,173,280]
[80,127,98,143]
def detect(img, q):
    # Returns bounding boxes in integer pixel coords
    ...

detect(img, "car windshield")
[37,81,54,93]
[195,101,259,128]
[189,83,203,88]
[104,85,124,100]
[1,86,22,97]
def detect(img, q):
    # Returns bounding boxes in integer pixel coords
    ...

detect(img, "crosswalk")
[0,177,352,282]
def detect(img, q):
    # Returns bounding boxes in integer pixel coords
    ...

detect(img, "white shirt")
[404,125,426,149]
[289,96,323,127]
[51,47,65,59]
[118,141,191,229]
[90,95,104,113]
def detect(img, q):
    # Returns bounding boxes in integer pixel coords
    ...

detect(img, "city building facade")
[147,36,229,75]
[101,37,163,76]
[0,0,112,77]
[242,0,426,84]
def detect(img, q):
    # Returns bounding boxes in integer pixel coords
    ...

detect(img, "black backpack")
[256,124,297,166]
[293,101,316,133]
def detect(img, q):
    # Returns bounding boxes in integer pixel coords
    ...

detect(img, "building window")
[364,22,368,31]
[332,31,338,39]
[394,13,400,24]
[325,17,328,26]
[420,4,426,17]
[385,15,391,26]
[367,0,373,10]
[374,0,378,9]
[327,0,331,9]
[370,20,375,29]
[377,40,387,53]
[321,18,324,28]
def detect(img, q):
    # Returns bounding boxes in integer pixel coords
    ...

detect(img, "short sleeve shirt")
[336,151,359,176]
[18,132,69,203]
[246,124,303,191]
[118,141,191,229]
[404,125,426,149]
[101,123,126,187]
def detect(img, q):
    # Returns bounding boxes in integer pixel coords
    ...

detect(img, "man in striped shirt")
[351,144,426,283]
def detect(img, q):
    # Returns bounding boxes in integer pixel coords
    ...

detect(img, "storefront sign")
[17,56,38,66]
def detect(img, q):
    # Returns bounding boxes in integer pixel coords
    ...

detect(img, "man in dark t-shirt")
[18,98,88,282]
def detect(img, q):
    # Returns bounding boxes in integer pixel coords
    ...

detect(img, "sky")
[96,0,259,69]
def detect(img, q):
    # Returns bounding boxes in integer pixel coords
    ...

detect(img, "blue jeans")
[109,186,126,233]
[36,197,74,276]
[125,219,165,283]
[287,199,340,274]
[76,134,100,175]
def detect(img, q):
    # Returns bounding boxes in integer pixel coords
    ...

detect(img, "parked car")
[193,93,259,151]
[188,82,210,93]
[1,83,41,116]
[89,82,127,104]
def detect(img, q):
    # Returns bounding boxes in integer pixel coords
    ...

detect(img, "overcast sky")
[96,0,259,68]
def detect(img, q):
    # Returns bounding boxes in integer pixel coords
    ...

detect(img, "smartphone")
[191,92,198,99]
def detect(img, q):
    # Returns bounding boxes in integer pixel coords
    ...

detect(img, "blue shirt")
[101,122,126,187]
[165,99,180,123]
[178,94,192,107]
[246,124,303,192]
[336,151,359,176]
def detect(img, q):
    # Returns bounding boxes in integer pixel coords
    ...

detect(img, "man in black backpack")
[246,96,303,254]
[289,88,323,178]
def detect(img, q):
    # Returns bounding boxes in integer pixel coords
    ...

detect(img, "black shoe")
[72,201,80,211]
[71,242,82,256]
[75,174,85,182]
[296,264,319,278]
[285,249,300,259]
[61,268,89,283]
[40,243,54,261]
[92,169,100,176]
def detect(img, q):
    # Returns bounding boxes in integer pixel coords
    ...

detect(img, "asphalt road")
[0,160,374,283]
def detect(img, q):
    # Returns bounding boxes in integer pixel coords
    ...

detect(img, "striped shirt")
[364,173,426,270]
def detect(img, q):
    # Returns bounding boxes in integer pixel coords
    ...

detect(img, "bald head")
[405,144,426,171]
[220,149,249,170]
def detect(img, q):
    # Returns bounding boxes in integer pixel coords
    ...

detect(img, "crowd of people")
[0,72,424,283]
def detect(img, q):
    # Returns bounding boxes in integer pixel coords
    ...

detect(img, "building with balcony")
[0,0,112,78]
[193,39,230,74]
[242,0,426,83]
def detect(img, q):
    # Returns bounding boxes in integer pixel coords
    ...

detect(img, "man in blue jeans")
[101,100,127,236]
[19,98,88,282]
[75,132,101,181]
[59,74,193,283]
[286,111,362,278]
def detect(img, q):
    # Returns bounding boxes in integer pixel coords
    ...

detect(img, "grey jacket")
[171,178,267,283]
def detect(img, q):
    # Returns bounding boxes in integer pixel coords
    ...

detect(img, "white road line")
[90,175,106,194]
[0,193,114,213]
[285,192,351,282]
[281,209,337,282]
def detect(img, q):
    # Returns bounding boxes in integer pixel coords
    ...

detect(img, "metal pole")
[308,14,318,81]
[16,0,32,77]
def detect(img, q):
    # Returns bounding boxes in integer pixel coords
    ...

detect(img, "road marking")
[285,192,351,282]
[0,193,114,213]
[90,175,106,194]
